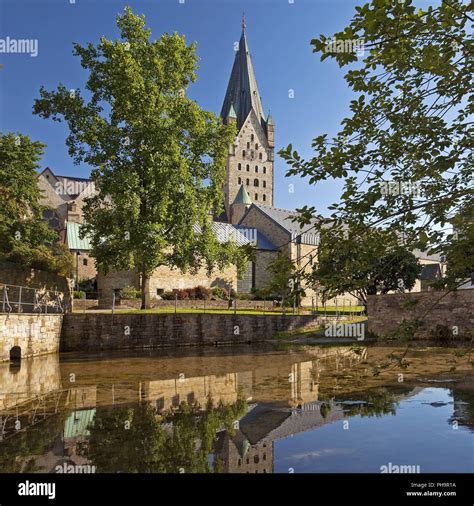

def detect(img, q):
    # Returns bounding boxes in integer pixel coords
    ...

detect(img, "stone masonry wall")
[61,313,320,352]
[0,313,63,362]
[367,290,474,340]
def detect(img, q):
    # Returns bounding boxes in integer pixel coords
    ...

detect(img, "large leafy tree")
[34,7,249,308]
[313,226,422,305]
[0,132,73,276]
[281,0,473,292]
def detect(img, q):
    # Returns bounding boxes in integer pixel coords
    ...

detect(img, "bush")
[161,291,175,300]
[121,285,141,299]
[73,290,85,299]
[212,286,228,300]
[177,289,189,300]
[194,285,211,300]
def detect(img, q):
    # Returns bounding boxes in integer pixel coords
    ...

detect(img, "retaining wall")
[367,290,473,340]
[61,313,321,351]
[0,313,63,362]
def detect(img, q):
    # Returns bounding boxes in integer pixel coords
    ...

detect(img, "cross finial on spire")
[242,12,246,31]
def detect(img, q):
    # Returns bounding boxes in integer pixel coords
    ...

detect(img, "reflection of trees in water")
[449,385,474,431]
[84,396,247,473]
[0,412,67,473]
[334,388,409,418]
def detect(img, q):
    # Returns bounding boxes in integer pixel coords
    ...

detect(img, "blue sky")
[0,0,425,214]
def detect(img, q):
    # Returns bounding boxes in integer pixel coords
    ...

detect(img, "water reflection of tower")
[214,430,273,474]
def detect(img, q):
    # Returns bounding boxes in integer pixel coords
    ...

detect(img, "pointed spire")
[267,110,274,126]
[228,103,237,119]
[221,21,265,131]
[242,12,246,32]
[233,185,252,205]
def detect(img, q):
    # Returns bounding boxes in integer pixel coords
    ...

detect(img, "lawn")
[76,305,365,316]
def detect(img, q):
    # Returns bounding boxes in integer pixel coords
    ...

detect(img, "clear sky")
[0,0,428,215]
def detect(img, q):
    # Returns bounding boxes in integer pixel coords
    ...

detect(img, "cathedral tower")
[221,18,275,222]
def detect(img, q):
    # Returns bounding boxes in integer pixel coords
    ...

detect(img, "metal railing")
[0,283,65,314]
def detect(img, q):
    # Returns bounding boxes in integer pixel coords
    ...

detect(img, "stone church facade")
[35,20,439,307]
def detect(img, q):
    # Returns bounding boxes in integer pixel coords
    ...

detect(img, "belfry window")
[238,177,242,184]
[263,166,266,174]
[255,144,258,150]
[255,166,258,173]
[242,150,246,157]
[259,153,263,160]
[247,142,250,149]
[255,194,258,200]
[263,194,266,202]
[238,163,241,170]
[246,178,249,185]
[254,179,259,187]
[246,164,250,172]
[263,181,266,188]
[251,134,254,141]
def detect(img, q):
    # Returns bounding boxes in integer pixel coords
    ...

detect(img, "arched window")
[259,153,263,160]
[242,150,246,158]
[255,166,258,173]
[246,178,249,185]
[255,143,258,150]
[255,194,258,200]
[238,163,241,170]
[263,166,266,174]
[251,134,254,141]
[247,142,250,149]
[238,177,242,184]
[263,181,266,188]
[254,179,259,187]
[246,164,250,172]
[263,194,266,202]
[254,456,260,464]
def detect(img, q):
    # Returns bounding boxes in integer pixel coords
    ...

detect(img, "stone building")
[35,20,444,306]
[220,19,275,218]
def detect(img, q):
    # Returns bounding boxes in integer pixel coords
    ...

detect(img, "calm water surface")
[1,344,473,473]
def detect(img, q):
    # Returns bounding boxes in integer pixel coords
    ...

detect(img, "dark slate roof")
[251,204,320,245]
[412,249,442,262]
[220,26,266,130]
[420,263,442,280]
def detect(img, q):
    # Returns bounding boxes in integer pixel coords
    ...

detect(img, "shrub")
[212,286,228,300]
[194,285,211,300]
[177,289,189,300]
[73,290,85,299]
[121,285,141,299]
[161,291,175,300]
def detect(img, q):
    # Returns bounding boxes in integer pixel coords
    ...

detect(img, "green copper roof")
[221,26,265,130]
[228,103,237,119]
[267,111,274,125]
[233,185,252,205]
[66,221,92,251]
[64,409,96,439]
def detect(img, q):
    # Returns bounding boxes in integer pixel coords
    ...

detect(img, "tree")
[265,251,305,307]
[280,0,473,281]
[33,7,250,308]
[312,226,422,305]
[0,132,73,276]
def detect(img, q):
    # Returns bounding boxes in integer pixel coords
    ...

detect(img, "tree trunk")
[141,272,150,310]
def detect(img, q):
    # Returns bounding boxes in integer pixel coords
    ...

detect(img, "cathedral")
[35,21,368,307]
[219,18,275,223]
